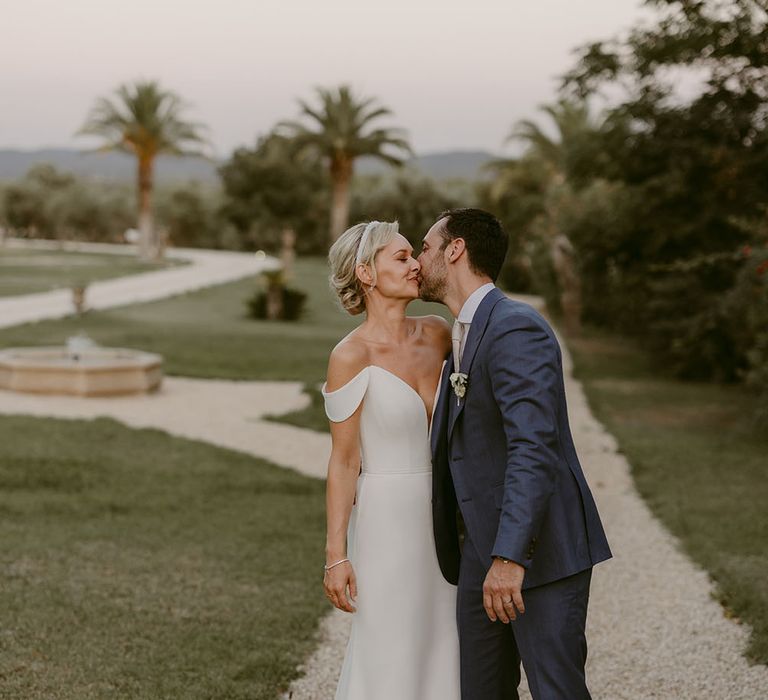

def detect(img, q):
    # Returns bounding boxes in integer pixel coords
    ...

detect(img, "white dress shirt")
[454,283,496,363]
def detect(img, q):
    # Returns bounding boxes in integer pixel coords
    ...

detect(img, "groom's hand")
[483,558,525,624]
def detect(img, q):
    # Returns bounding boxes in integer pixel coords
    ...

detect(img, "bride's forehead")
[383,233,412,252]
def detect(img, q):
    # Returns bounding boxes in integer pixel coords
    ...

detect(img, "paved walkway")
[0,256,766,698]
[0,239,278,329]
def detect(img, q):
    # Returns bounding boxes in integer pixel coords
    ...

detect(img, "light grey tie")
[451,320,466,370]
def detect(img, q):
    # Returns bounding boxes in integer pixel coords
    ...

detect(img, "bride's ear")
[356,263,374,287]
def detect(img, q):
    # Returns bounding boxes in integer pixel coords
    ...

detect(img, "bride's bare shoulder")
[326,333,371,391]
[414,315,451,350]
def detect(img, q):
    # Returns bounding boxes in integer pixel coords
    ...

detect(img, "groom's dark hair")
[436,208,508,282]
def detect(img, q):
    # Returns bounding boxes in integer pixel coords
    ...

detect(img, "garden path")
[282,322,768,700]
[0,253,765,697]
[0,342,766,698]
[0,239,278,329]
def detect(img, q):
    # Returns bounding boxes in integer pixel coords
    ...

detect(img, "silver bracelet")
[323,558,350,573]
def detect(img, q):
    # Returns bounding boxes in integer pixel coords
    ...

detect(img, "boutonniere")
[449,372,468,405]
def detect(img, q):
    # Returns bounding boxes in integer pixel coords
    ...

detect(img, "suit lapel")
[448,287,506,440]
[431,353,453,459]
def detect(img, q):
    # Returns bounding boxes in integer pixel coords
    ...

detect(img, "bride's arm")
[325,417,361,612]
[323,342,368,613]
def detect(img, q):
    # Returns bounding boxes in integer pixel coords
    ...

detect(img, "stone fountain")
[0,334,162,397]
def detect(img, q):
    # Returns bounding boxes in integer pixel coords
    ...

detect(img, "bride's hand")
[324,561,357,613]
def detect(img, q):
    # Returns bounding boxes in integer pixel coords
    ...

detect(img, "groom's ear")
[446,238,466,264]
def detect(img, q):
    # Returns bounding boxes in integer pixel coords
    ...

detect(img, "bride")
[322,220,461,699]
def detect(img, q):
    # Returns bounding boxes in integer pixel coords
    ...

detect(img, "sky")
[1,0,656,158]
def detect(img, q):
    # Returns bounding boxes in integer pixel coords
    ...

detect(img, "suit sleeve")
[488,313,560,567]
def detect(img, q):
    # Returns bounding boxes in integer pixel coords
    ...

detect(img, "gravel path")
[2,351,765,698]
[1,260,765,698]
[0,239,278,329]
[0,378,329,479]
[284,323,768,699]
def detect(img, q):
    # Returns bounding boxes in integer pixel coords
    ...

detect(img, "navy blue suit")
[431,288,611,699]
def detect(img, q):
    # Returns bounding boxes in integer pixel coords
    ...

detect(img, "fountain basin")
[0,347,163,396]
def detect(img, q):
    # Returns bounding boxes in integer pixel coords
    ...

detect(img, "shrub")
[246,286,307,321]
[245,271,307,321]
[644,251,745,381]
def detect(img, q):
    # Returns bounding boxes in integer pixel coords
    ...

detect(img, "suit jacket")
[431,288,612,589]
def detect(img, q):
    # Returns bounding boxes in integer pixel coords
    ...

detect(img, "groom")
[418,208,611,700]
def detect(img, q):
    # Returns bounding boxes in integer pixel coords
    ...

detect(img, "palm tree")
[504,99,604,334]
[279,85,411,243]
[79,80,207,259]
[509,100,597,179]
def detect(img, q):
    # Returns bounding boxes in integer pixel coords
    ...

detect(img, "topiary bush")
[246,286,307,321]
[245,270,307,321]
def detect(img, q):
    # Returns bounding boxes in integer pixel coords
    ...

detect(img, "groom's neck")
[445,275,493,318]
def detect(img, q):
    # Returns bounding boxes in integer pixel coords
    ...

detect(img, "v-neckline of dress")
[368,365,436,428]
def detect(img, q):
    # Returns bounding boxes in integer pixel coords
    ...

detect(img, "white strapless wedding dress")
[322,364,461,700]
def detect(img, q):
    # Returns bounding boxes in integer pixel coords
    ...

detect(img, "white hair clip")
[355,221,380,267]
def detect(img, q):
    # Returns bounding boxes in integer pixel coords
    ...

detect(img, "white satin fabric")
[322,364,460,700]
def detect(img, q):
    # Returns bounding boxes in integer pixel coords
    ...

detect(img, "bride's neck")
[363,300,410,344]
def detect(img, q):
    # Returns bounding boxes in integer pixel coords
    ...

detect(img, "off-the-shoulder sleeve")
[321,367,370,423]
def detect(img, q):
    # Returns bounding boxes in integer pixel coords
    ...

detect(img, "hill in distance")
[0,148,499,184]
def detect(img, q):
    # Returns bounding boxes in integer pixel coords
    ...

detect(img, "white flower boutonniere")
[449,372,468,405]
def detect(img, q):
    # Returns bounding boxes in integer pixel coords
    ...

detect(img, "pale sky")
[1,0,654,157]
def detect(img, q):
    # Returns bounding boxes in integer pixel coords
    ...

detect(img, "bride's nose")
[411,258,421,273]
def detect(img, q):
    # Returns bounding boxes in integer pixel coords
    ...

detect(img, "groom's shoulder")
[489,297,559,352]
[493,297,553,332]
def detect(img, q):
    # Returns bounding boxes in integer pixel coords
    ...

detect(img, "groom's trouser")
[456,534,592,700]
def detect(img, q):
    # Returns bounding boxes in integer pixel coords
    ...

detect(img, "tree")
[155,184,224,250]
[279,85,411,244]
[489,99,606,332]
[219,133,329,254]
[560,0,768,380]
[78,80,207,259]
[349,172,465,249]
[2,165,66,237]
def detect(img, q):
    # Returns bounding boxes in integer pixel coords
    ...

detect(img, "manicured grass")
[0,414,327,699]
[0,258,449,384]
[568,328,768,664]
[266,384,330,433]
[0,248,177,297]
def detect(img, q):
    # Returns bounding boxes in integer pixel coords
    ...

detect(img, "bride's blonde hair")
[328,221,399,315]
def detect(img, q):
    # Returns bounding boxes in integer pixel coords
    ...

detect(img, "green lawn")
[266,384,329,433]
[0,414,326,699]
[0,256,448,698]
[0,257,448,384]
[568,328,768,664]
[0,248,178,297]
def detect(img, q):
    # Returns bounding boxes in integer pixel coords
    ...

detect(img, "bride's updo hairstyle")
[328,220,399,315]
